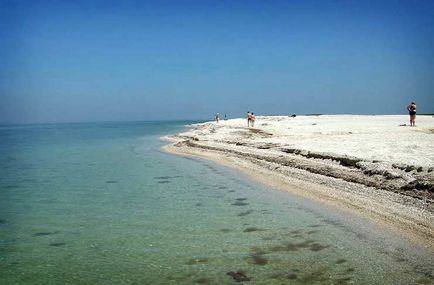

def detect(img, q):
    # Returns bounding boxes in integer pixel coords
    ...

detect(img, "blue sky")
[1,0,433,123]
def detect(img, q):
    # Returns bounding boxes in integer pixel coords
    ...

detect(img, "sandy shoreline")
[162,115,434,250]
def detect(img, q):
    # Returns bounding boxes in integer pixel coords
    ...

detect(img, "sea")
[0,121,433,285]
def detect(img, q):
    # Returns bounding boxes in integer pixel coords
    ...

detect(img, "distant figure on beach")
[215,113,220,123]
[224,114,227,121]
[407,102,417,126]
[250,113,256,127]
[247,111,251,127]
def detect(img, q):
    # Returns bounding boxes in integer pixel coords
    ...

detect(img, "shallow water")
[0,121,433,285]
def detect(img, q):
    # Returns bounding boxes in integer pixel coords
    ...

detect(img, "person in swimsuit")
[247,111,251,127]
[250,113,256,127]
[407,102,417,126]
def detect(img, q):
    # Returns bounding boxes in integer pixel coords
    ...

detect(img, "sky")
[1,0,433,124]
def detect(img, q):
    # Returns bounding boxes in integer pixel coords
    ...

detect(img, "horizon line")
[1,112,433,127]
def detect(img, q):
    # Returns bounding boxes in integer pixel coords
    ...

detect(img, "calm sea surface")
[0,121,433,285]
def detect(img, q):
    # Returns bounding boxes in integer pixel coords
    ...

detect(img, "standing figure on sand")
[407,102,416,126]
[215,113,220,123]
[251,113,256,127]
[247,111,256,127]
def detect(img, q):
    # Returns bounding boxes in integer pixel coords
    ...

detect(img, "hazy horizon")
[3,112,434,127]
[1,0,433,124]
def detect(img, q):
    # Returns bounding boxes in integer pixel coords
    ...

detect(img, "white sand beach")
[163,115,434,249]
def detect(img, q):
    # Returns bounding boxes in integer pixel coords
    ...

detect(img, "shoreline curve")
[161,115,434,251]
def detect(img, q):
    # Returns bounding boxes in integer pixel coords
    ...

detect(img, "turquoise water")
[0,121,433,285]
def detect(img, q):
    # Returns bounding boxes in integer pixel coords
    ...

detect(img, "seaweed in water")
[238,210,254,217]
[243,227,266,233]
[154,176,172,180]
[309,243,329,252]
[33,232,55,237]
[336,277,353,284]
[49,242,66,247]
[232,201,249,206]
[227,271,251,282]
[269,239,328,252]
[250,254,268,265]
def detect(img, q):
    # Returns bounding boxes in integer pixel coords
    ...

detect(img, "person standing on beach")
[247,111,251,127]
[215,113,220,123]
[250,113,256,127]
[407,102,417,126]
